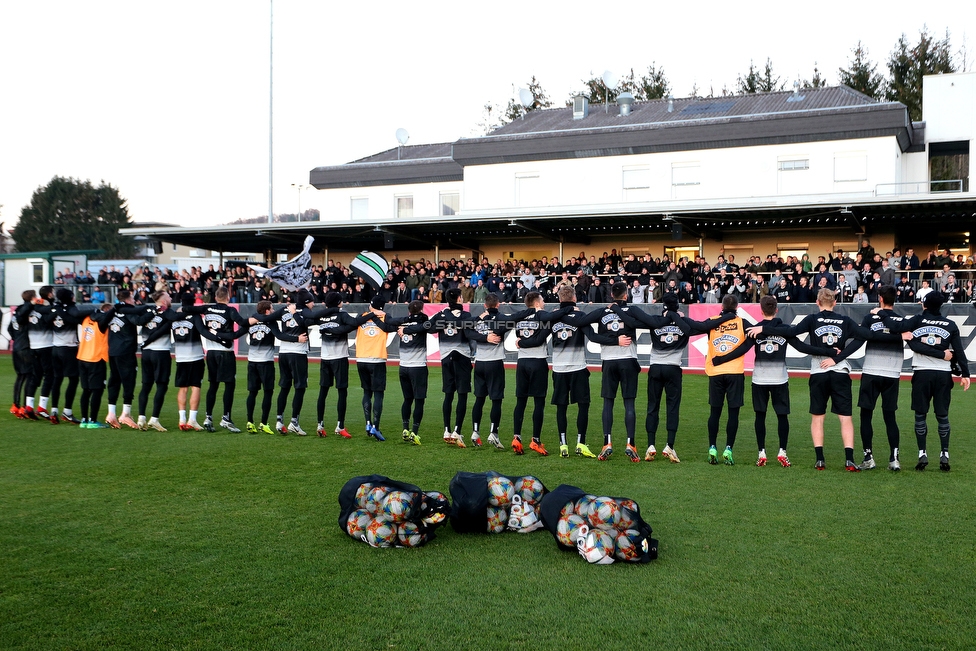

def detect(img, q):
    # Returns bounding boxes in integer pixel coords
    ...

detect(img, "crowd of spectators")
[53,242,976,307]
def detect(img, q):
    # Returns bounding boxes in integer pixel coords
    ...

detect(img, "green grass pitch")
[1,355,975,650]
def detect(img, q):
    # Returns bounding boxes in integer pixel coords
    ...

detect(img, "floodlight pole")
[268,0,274,225]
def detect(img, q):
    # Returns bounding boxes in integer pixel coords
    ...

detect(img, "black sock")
[755,411,767,451]
[601,398,614,445]
[412,399,424,433]
[937,415,950,452]
[860,407,874,451]
[725,407,739,449]
[707,404,722,448]
[882,410,899,459]
[815,446,825,462]
[777,414,789,451]
[336,388,347,428]
[845,447,855,463]
[513,396,527,438]
[577,403,589,444]
[914,412,927,452]
[623,398,636,445]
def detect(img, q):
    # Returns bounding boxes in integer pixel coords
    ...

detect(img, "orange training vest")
[705,315,745,376]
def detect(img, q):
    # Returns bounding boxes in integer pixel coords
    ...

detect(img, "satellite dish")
[602,70,617,88]
[518,88,533,108]
[395,128,409,145]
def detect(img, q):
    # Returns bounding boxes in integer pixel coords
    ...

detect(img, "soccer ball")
[364,518,397,548]
[355,482,375,508]
[514,476,546,506]
[556,514,588,547]
[574,495,596,519]
[363,486,389,515]
[559,500,576,520]
[614,529,647,562]
[486,506,508,533]
[419,491,450,527]
[617,503,638,531]
[381,490,414,523]
[346,508,373,539]
[397,521,426,548]
[587,496,621,530]
[487,476,515,507]
[577,526,615,564]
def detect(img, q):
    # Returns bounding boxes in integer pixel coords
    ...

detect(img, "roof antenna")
[395,128,409,160]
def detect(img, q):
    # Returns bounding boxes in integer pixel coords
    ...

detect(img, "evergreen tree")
[13,177,135,257]
[503,75,553,122]
[838,41,884,98]
[886,27,955,121]
[635,62,671,100]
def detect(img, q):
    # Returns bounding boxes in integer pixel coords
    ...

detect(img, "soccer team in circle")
[8,279,970,472]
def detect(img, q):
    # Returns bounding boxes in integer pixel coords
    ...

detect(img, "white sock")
[108,404,117,417]
[473,423,479,433]
[51,407,58,416]
[759,449,766,456]
[189,410,198,422]
[919,449,927,458]
[179,410,187,423]
[779,448,787,456]
[64,409,72,417]
[26,397,34,408]
[39,396,48,410]
[122,404,131,417]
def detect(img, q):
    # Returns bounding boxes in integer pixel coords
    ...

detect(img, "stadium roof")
[120,195,976,255]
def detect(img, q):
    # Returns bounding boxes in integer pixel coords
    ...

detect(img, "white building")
[124,73,973,266]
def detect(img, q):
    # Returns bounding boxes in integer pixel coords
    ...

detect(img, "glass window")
[396,196,413,219]
[622,168,650,189]
[671,164,700,186]
[440,193,459,216]
[351,197,368,220]
[32,263,44,284]
[777,159,809,171]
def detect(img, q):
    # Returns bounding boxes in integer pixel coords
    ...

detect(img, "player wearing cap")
[878,292,971,471]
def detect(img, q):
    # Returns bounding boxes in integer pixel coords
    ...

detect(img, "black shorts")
[53,346,80,377]
[911,370,953,416]
[474,359,506,400]
[601,358,640,400]
[858,374,900,412]
[13,348,34,375]
[809,372,853,416]
[752,382,790,415]
[109,354,138,387]
[278,353,308,389]
[442,351,472,394]
[247,361,275,393]
[516,358,549,398]
[358,361,387,392]
[206,350,236,383]
[400,366,429,401]
[79,360,106,391]
[319,358,350,389]
[32,347,53,379]
[551,369,590,405]
[708,374,745,409]
[141,349,172,385]
[176,359,206,388]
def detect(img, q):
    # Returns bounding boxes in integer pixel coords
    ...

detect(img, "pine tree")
[886,27,956,121]
[838,41,884,98]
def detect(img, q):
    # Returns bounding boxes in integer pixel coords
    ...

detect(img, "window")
[671,163,700,200]
[172,243,177,251]
[32,262,44,284]
[351,197,368,220]
[777,157,810,194]
[929,141,969,192]
[440,192,459,216]
[834,153,867,182]
[777,159,809,171]
[622,167,651,201]
[515,173,541,207]
[395,196,413,219]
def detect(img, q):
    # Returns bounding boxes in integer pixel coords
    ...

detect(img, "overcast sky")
[1,1,973,230]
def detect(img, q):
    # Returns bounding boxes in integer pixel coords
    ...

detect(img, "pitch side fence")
[3,303,974,373]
